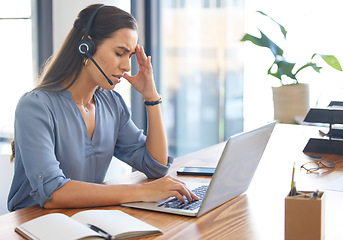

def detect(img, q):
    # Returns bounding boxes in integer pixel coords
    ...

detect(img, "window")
[0,0,34,140]
[159,0,245,157]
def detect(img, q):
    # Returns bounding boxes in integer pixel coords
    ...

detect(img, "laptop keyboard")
[158,185,208,210]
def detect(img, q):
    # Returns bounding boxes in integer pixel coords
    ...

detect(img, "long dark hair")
[11,4,137,162]
[35,4,137,92]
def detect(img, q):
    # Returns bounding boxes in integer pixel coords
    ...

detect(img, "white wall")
[52,0,130,51]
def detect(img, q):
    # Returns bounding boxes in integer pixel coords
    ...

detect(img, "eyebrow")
[118,46,135,54]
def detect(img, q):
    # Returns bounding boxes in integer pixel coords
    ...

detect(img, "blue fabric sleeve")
[15,92,70,207]
[111,92,173,178]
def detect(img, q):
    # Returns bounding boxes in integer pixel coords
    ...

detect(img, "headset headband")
[83,5,105,40]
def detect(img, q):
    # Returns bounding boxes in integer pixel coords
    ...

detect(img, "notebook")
[121,122,276,217]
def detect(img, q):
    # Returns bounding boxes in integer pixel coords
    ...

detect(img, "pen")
[310,189,319,199]
[87,224,115,240]
[290,162,295,196]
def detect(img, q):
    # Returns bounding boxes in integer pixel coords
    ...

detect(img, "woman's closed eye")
[116,52,123,57]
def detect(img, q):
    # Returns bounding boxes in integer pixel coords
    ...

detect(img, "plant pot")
[272,83,310,124]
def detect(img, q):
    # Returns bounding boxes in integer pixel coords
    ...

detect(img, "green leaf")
[241,30,283,57]
[268,56,296,81]
[242,11,342,85]
[312,54,342,71]
[257,11,287,39]
[294,62,320,75]
[311,64,322,73]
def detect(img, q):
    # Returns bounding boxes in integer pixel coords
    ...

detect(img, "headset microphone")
[83,50,114,85]
[77,5,114,86]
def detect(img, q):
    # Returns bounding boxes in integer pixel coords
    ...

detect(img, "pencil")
[290,162,295,196]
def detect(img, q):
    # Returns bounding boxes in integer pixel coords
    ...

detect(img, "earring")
[83,58,89,66]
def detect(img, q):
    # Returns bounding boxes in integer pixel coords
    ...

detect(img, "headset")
[77,5,114,85]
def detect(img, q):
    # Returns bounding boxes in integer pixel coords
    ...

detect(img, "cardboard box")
[285,191,325,240]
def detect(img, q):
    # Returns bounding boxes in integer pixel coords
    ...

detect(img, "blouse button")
[38,175,42,179]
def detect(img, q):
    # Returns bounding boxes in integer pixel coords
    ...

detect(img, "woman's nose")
[120,58,131,72]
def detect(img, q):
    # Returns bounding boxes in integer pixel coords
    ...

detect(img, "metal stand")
[303,101,343,155]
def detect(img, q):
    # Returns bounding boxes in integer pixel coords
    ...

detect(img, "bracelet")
[144,96,162,106]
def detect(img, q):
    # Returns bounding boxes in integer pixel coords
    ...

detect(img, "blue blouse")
[8,89,172,211]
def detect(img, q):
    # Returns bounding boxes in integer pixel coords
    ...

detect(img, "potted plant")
[241,11,342,123]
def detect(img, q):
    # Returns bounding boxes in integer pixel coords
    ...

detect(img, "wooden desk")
[1,124,343,239]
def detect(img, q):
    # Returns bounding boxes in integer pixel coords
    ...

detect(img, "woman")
[8,4,198,211]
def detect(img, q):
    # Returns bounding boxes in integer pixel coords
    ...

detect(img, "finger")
[180,185,194,202]
[171,181,194,202]
[147,56,152,67]
[138,46,149,66]
[169,177,199,201]
[123,72,134,83]
[140,45,148,60]
[161,175,194,201]
[173,191,186,203]
[191,191,200,200]
[133,45,142,65]
[135,45,146,65]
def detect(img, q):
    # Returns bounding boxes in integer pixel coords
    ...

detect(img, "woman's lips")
[112,75,123,83]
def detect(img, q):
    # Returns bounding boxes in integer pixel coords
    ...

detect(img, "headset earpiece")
[78,36,96,57]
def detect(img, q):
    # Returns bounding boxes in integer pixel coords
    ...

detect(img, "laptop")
[121,122,276,217]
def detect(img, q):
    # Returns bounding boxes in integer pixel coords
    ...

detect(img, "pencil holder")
[285,191,325,240]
